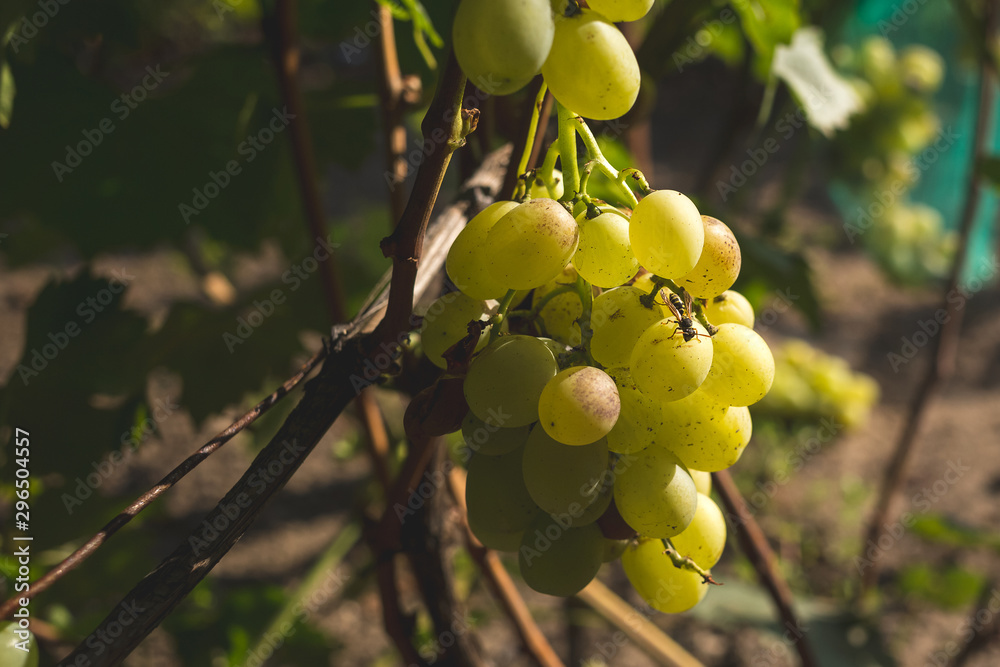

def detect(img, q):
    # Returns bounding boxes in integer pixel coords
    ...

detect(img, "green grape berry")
[533,265,583,347]
[452,0,555,95]
[522,425,609,517]
[573,208,639,288]
[704,290,754,328]
[464,335,559,427]
[630,317,713,402]
[590,285,667,369]
[629,190,705,279]
[622,538,709,613]
[689,469,712,496]
[538,366,621,446]
[699,323,775,406]
[519,513,605,596]
[466,445,540,551]
[447,201,519,299]
[669,492,726,569]
[586,0,655,22]
[614,447,697,538]
[487,199,580,290]
[541,9,640,120]
[461,411,531,457]
[676,216,741,299]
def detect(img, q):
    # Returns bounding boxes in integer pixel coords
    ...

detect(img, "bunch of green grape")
[452,0,649,119]
[756,339,879,429]
[831,36,955,284]
[418,184,775,612]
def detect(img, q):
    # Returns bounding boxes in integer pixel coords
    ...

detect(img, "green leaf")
[772,27,863,137]
[733,234,822,330]
[909,513,1000,552]
[898,564,985,609]
[732,0,801,78]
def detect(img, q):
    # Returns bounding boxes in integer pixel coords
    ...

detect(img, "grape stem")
[660,539,722,586]
[570,115,641,208]
[538,140,561,199]
[573,274,596,365]
[556,102,581,201]
[509,284,577,322]
[489,288,519,342]
[512,82,549,198]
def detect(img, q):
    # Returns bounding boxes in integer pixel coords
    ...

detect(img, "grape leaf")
[772,27,863,137]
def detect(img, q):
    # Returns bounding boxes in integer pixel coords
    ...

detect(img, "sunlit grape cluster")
[756,339,880,429]
[419,185,774,612]
[453,0,647,119]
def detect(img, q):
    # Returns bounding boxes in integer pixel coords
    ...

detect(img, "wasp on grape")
[661,290,711,343]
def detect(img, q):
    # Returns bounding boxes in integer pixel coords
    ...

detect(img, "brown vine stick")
[448,467,566,667]
[376,1,419,224]
[713,470,819,667]
[268,0,394,492]
[53,80,487,665]
[0,346,327,621]
[576,579,705,667]
[858,0,998,596]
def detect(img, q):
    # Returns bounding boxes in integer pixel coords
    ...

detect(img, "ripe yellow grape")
[630,318,713,402]
[590,286,667,368]
[622,538,709,613]
[573,208,639,288]
[586,0,655,22]
[614,447,697,538]
[689,469,712,496]
[541,10,640,120]
[487,199,580,289]
[538,366,621,445]
[533,265,583,347]
[699,323,775,406]
[452,0,555,95]
[669,492,726,569]
[629,190,705,279]
[660,397,752,472]
[676,216,742,299]
[447,201,519,299]
[704,290,754,328]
